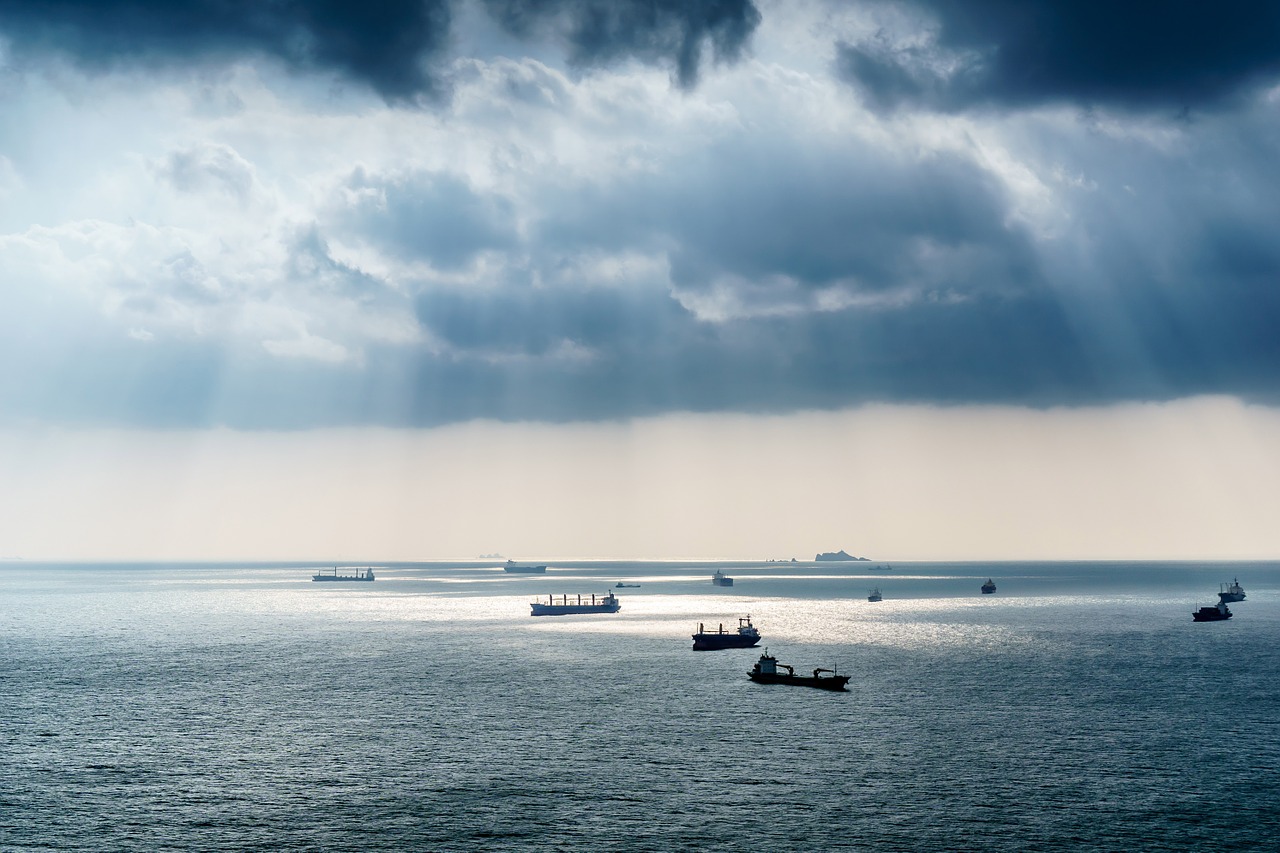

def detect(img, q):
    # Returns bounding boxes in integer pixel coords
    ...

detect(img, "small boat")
[504,560,547,573]
[712,570,734,587]
[1193,602,1232,622]
[748,652,849,691]
[530,592,621,616]
[312,566,375,582]
[692,615,761,650]
[1218,578,1246,603]
[867,587,882,602]
[981,579,997,594]
[615,582,641,588]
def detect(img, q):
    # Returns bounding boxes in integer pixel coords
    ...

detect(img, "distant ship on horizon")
[312,566,375,583]
[504,560,547,573]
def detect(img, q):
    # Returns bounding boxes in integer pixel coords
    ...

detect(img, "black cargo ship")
[748,652,849,691]
[1193,602,1232,622]
[692,616,761,650]
[530,592,620,616]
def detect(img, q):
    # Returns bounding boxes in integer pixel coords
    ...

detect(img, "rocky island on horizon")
[815,549,869,562]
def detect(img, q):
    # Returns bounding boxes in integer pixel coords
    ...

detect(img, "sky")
[2,0,1280,560]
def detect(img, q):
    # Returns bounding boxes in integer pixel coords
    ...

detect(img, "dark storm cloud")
[0,0,453,100]
[415,283,682,357]
[1032,116,1280,401]
[17,112,1280,430]
[481,0,761,88]
[393,116,1280,423]
[838,0,1280,111]
[538,136,1041,298]
[337,169,518,270]
[0,0,760,98]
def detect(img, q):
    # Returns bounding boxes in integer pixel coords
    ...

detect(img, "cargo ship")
[530,592,621,616]
[711,570,734,587]
[1218,578,1246,603]
[504,561,547,573]
[748,652,849,691]
[1193,602,1232,622]
[981,578,997,594]
[312,566,375,582]
[692,615,761,650]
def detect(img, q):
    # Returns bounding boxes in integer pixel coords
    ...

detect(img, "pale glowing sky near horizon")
[4,397,1278,561]
[4,1,1280,560]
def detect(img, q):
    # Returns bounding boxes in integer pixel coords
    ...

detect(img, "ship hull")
[530,603,620,616]
[748,673,850,691]
[1193,608,1232,622]
[312,576,374,582]
[692,634,760,650]
[504,566,547,573]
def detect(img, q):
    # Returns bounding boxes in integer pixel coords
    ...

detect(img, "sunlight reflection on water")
[4,560,1280,851]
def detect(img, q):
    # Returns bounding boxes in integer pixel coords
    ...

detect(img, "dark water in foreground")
[2,560,1279,851]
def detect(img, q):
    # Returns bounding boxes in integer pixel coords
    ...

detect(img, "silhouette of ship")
[312,567,375,582]
[711,570,734,587]
[1193,602,1232,622]
[530,592,620,616]
[1218,578,1246,603]
[981,579,997,594]
[504,560,547,573]
[692,616,761,650]
[748,652,849,691]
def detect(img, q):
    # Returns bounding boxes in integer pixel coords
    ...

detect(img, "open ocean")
[2,560,1278,851]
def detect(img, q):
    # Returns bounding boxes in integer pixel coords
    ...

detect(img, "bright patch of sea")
[2,560,1278,851]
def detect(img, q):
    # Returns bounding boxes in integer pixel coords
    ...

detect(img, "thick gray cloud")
[482,0,761,88]
[337,168,518,269]
[0,0,761,99]
[4,2,1280,430]
[839,0,1280,112]
[0,0,453,100]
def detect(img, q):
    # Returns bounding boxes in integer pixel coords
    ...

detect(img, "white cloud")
[262,333,352,364]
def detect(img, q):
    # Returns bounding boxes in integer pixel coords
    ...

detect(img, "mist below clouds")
[3,398,1276,560]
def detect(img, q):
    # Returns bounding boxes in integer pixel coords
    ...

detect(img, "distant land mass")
[815,550,869,561]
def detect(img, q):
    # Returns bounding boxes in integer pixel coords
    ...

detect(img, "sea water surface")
[2,560,1278,851]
